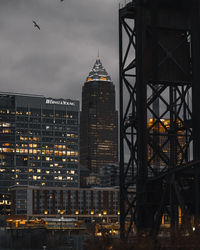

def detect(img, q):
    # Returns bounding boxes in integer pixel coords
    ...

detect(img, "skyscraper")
[80,58,118,173]
[0,92,79,213]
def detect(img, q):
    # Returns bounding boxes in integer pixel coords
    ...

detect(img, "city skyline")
[0,0,120,103]
[0,1,200,247]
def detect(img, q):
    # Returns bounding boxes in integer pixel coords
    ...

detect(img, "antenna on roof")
[97,48,100,58]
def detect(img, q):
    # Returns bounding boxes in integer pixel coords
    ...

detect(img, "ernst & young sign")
[45,98,75,106]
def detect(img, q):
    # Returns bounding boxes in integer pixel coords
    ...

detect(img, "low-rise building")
[11,185,120,220]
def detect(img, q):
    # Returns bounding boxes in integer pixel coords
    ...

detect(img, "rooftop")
[86,58,112,83]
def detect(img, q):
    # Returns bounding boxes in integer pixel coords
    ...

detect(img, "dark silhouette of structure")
[80,58,118,174]
[119,0,200,239]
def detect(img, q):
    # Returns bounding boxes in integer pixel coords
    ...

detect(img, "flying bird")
[32,20,40,30]
[60,0,64,2]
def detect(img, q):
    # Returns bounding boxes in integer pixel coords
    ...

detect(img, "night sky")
[0,0,120,103]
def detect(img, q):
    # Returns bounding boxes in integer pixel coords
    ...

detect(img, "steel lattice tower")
[119,0,200,239]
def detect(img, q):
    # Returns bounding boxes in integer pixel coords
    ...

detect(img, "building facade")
[0,92,79,213]
[99,164,119,187]
[80,58,118,173]
[11,185,120,219]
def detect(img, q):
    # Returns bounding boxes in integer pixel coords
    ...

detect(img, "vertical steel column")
[119,7,125,239]
[192,0,200,226]
[119,2,137,239]
[135,0,148,230]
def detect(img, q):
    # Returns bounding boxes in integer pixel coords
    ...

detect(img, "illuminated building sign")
[45,99,75,106]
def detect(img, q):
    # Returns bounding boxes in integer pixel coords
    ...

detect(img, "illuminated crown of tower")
[86,58,112,83]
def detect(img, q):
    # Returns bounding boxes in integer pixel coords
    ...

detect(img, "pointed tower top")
[86,57,112,83]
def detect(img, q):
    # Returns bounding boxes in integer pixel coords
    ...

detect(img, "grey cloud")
[0,0,120,103]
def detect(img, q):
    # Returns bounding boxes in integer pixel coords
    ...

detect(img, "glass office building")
[0,92,79,213]
[80,58,118,173]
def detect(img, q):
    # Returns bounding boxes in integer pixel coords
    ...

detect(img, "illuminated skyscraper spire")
[86,57,111,83]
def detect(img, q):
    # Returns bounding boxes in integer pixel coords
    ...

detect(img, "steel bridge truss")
[119,0,200,239]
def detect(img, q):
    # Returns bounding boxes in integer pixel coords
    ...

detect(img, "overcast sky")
[0,0,120,103]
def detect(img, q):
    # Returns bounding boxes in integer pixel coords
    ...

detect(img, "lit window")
[2,129,11,134]
[100,76,107,81]
[0,122,10,127]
